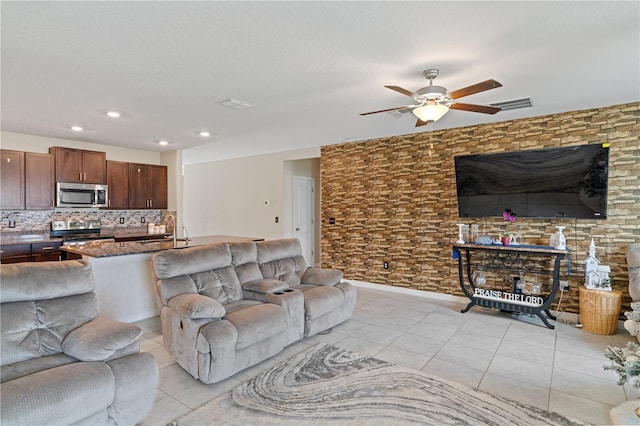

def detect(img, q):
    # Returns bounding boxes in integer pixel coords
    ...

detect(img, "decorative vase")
[501,236,510,246]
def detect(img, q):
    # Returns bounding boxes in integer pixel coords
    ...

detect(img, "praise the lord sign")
[473,288,544,307]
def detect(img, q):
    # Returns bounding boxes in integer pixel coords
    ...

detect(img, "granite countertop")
[0,232,62,245]
[60,235,264,258]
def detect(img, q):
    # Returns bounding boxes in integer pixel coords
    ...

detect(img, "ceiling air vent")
[219,98,254,110]
[489,97,534,111]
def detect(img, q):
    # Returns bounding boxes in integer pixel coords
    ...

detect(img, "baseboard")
[346,279,610,328]
[346,279,468,304]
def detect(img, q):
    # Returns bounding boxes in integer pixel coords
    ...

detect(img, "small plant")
[604,342,640,388]
[502,208,517,237]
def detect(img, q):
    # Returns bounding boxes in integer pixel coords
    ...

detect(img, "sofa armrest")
[243,278,289,294]
[302,267,343,286]
[62,317,142,362]
[168,294,226,319]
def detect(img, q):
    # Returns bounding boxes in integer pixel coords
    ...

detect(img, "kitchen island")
[60,235,263,323]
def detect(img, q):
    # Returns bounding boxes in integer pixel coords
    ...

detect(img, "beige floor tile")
[433,341,495,372]
[333,335,386,357]
[497,339,555,366]
[149,345,176,369]
[389,333,447,357]
[421,358,485,389]
[420,311,468,330]
[503,321,557,348]
[479,373,550,410]
[272,340,312,361]
[554,349,619,382]
[551,368,626,406]
[140,396,191,426]
[549,390,614,426]
[158,363,199,395]
[448,329,503,353]
[332,318,368,335]
[351,323,404,345]
[554,334,611,359]
[487,353,552,388]
[172,376,241,409]
[374,346,430,371]
[406,320,459,342]
[139,336,162,353]
[231,356,284,382]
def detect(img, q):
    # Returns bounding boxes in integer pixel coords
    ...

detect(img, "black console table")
[452,243,568,329]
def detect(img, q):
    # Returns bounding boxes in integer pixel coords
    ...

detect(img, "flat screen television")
[454,144,609,219]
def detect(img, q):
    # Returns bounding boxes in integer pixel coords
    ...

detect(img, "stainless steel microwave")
[56,182,108,208]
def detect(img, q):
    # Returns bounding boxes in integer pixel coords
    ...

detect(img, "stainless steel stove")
[51,220,115,246]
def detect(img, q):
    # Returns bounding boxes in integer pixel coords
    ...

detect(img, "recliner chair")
[0,260,158,426]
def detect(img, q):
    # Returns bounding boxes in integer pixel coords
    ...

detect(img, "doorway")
[293,176,315,266]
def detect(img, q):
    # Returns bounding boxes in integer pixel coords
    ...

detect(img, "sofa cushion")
[302,267,343,286]
[242,278,289,294]
[224,303,288,350]
[294,285,345,319]
[0,353,77,384]
[191,266,243,304]
[1,362,115,426]
[152,243,232,280]
[1,293,98,366]
[62,317,142,362]
[168,294,225,319]
[0,260,94,303]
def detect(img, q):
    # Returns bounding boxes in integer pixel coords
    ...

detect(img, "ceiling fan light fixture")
[412,101,449,122]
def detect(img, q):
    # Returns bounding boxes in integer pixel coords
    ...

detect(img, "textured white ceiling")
[1,1,638,164]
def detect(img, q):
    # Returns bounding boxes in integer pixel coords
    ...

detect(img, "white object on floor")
[609,400,640,425]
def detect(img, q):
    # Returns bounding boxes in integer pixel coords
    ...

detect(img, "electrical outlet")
[141,217,145,224]
[559,280,569,290]
[8,220,16,228]
[383,261,389,269]
[119,217,125,224]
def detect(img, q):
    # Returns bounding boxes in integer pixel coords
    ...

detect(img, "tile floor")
[136,285,633,425]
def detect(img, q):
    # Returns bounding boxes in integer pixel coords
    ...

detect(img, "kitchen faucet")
[165,214,176,248]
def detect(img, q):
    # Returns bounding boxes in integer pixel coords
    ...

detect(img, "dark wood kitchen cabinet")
[0,244,31,264]
[0,149,25,210]
[128,163,167,209]
[106,160,129,209]
[31,241,62,262]
[50,146,106,184]
[25,152,55,209]
[0,241,62,263]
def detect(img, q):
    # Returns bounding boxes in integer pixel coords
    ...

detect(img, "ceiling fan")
[360,68,503,127]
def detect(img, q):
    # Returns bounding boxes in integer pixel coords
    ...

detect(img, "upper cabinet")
[106,160,129,209]
[49,147,106,184]
[128,163,167,209]
[25,152,55,209]
[0,149,25,210]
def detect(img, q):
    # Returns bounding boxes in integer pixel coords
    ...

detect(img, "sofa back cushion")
[0,260,99,366]
[256,239,307,286]
[152,243,244,306]
[229,241,262,284]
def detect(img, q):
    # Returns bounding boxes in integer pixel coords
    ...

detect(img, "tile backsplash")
[1,210,177,232]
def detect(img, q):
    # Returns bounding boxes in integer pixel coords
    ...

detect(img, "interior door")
[293,176,315,266]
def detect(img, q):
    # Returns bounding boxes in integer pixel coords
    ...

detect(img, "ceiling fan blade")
[450,102,501,114]
[415,118,433,127]
[449,79,502,100]
[360,106,409,116]
[385,85,416,97]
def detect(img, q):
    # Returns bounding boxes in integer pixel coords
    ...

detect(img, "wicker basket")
[579,286,622,335]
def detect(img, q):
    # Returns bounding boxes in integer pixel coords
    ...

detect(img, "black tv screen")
[454,144,609,219]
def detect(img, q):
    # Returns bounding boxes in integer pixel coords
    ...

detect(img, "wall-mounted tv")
[454,144,609,219]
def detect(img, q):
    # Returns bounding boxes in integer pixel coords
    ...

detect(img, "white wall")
[1,131,162,164]
[183,147,319,241]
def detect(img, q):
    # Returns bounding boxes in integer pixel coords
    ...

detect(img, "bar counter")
[61,235,263,258]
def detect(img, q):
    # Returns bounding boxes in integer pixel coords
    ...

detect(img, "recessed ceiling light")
[158,140,169,146]
[71,126,83,132]
[199,131,210,137]
[106,111,121,118]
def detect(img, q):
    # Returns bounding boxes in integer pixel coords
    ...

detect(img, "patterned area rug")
[172,344,588,425]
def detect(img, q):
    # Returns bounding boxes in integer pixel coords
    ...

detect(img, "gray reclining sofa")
[151,238,356,384]
[0,260,159,426]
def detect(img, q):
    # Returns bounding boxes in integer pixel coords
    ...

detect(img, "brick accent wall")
[321,102,640,317]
